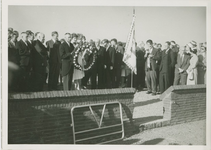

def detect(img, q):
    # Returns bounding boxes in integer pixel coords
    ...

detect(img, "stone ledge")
[9,88,136,100]
[160,84,206,100]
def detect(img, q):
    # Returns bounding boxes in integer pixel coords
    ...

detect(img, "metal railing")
[70,101,124,144]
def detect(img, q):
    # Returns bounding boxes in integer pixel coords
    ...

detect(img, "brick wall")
[161,85,206,125]
[8,88,135,144]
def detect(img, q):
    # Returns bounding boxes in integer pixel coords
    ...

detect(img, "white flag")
[123,13,137,74]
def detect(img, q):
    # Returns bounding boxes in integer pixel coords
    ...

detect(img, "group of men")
[8,28,205,95]
[142,40,180,95]
[8,29,127,92]
[8,29,49,92]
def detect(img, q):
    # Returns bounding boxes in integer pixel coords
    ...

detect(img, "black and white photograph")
[1,0,211,149]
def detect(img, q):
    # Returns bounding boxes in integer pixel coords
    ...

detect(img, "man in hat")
[188,41,198,51]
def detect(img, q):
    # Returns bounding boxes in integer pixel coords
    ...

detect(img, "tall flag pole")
[123,7,137,88]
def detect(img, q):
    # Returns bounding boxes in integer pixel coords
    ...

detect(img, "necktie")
[147,50,151,68]
[181,54,184,63]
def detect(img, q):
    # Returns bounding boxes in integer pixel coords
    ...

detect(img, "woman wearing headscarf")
[186,41,198,85]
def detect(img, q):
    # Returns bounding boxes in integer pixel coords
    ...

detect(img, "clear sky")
[8,6,206,47]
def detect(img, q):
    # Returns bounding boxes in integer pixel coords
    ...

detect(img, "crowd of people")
[8,27,207,95]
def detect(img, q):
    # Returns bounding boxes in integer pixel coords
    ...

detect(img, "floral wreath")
[73,44,96,71]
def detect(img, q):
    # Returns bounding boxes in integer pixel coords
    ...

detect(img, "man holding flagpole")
[123,8,137,88]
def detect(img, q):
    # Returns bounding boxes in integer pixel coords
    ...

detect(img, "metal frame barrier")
[70,101,124,144]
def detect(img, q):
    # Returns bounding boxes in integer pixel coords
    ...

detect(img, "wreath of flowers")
[73,44,97,71]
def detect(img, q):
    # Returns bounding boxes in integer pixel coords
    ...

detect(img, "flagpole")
[131,70,133,88]
[131,7,135,88]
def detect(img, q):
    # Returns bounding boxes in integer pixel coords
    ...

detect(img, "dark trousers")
[90,67,97,89]
[173,72,188,85]
[82,70,91,87]
[137,66,145,88]
[8,69,21,93]
[48,62,60,90]
[19,66,31,92]
[114,67,121,88]
[146,70,157,93]
[156,68,160,92]
[82,67,97,89]
[159,73,170,93]
[169,68,175,86]
[33,67,46,92]
[126,73,136,88]
[105,67,115,89]
[62,67,74,90]
[96,66,105,89]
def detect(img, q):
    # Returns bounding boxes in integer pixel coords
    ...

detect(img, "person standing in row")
[173,46,190,85]
[111,38,124,88]
[26,30,35,46]
[8,31,20,92]
[95,39,106,89]
[102,39,115,89]
[197,46,206,84]
[72,36,85,90]
[46,31,61,91]
[186,41,198,85]
[59,33,75,90]
[16,32,32,92]
[33,33,48,91]
[144,39,160,96]
[159,41,175,94]
[135,42,145,90]
[170,41,179,86]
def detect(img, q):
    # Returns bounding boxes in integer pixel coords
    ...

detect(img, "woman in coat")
[186,42,198,85]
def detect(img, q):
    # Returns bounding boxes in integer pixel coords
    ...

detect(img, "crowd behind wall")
[8,28,207,95]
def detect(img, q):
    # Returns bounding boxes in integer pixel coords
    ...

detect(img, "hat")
[102,39,109,44]
[171,41,176,45]
[187,41,197,48]
[190,41,197,47]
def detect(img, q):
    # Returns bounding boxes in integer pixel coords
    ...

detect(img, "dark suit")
[145,48,160,93]
[171,46,179,85]
[8,41,20,92]
[173,53,190,85]
[104,46,115,88]
[114,45,124,88]
[32,40,48,91]
[16,39,32,92]
[8,41,19,65]
[82,49,98,89]
[59,41,74,90]
[159,49,175,93]
[27,40,37,91]
[135,49,145,89]
[96,46,106,89]
[46,40,61,90]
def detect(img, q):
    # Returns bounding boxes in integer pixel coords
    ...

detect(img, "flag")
[123,10,137,74]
